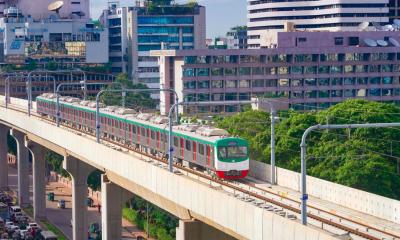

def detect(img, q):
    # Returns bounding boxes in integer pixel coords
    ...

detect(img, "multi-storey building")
[128,2,206,92]
[389,0,400,23]
[0,5,109,67]
[247,0,390,48]
[227,26,248,49]
[102,1,206,95]
[153,31,400,115]
[0,0,90,20]
[101,2,129,74]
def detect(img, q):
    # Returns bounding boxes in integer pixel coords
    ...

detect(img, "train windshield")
[218,146,248,159]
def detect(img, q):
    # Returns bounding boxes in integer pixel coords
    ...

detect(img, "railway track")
[2,102,400,240]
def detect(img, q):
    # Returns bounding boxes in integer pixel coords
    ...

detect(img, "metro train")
[36,93,250,179]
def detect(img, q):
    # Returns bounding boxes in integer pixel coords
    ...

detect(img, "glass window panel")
[252,67,264,75]
[369,89,381,96]
[331,66,342,74]
[211,80,224,88]
[331,90,342,97]
[318,66,330,74]
[239,67,251,75]
[331,78,343,85]
[224,68,237,76]
[225,93,237,100]
[383,77,393,84]
[239,80,250,88]
[357,89,366,97]
[304,66,317,74]
[279,79,289,87]
[305,90,317,98]
[226,80,237,88]
[344,77,355,85]
[198,81,210,89]
[291,66,303,74]
[369,77,381,84]
[291,79,303,87]
[183,68,195,77]
[278,67,289,74]
[344,89,356,97]
[196,68,209,76]
[382,89,392,96]
[318,78,329,86]
[211,68,223,76]
[357,77,368,85]
[304,78,316,86]
[252,79,264,87]
[319,90,329,98]
[344,65,354,73]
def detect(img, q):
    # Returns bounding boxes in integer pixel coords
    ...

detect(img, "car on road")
[57,199,65,209]
[28,222,39,230]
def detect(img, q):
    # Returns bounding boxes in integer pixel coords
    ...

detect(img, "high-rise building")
[0,0,90,20]
[102,1,206,94]
[247,0,390,48]
[101,2,130,74]
[226,26,247,49]
[389,0,400,22]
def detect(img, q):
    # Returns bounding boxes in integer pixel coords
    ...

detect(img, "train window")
[174,137,179,147]
[132,125,136,134]
[161,133,165,142]
[185,140,191,151]
[199,144,205,155]
[151,130,155,140]
[141,128,146,136]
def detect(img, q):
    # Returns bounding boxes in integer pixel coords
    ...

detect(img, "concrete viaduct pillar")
[10,129,30,207]
[0,125,10,190]
[101,174,132,240]
[63,155,95,240]
[176,219,237,240]
[25,139,46,221]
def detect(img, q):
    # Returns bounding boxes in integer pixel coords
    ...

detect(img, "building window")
[211,68,223,76]
[348,37,359,46]
[226,80,237,88]
[183,68,195,77]
[224,68,237,76]
[198,81,210,89]
[211,80,224,88]
[196,68,210,76]
[334,37,344,45]
[239,80,250,88]
[252,79,264,88]
[239,67,251,75]
[318,78,329,86]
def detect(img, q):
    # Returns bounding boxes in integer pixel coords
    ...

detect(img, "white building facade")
[0,0,90,20]
[247,0,390,48]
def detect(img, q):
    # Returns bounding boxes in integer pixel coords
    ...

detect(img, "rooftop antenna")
[48,0,64,15]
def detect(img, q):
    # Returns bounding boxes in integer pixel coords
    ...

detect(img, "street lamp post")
[56,82,125,127]
[300,122,400,225]
[4,76,11,108]
[95,88,179,143]
[27,69,88,116]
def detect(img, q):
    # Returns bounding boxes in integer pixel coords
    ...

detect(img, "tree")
[100,73,157,110]
[215,99,400,199]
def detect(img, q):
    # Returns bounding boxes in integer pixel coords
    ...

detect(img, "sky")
[90,0,247,38]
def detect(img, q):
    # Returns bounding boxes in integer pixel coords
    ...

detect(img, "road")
[8,165,150,239]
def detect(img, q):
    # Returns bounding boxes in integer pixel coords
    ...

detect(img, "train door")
[147,129,151,146]
[157,132,160,149]
[192,141,197,162]
[180,138,184,158]
[206,145,211,167]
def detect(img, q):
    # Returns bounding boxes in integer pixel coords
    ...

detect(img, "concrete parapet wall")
[249,160,400,224]
[0,98,339,240]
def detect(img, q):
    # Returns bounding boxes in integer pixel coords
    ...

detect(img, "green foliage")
[45,151,69,177]
[123,195,178,239]
[7,133,16,155]
[46,61,58,71]
[100,73,157,110]
[87,170,103,191]
[215,99,400,199]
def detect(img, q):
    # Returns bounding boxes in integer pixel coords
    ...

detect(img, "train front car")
[214,138,249,179]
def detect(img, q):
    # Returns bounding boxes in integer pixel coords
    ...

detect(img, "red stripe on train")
[216,170,249,179]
